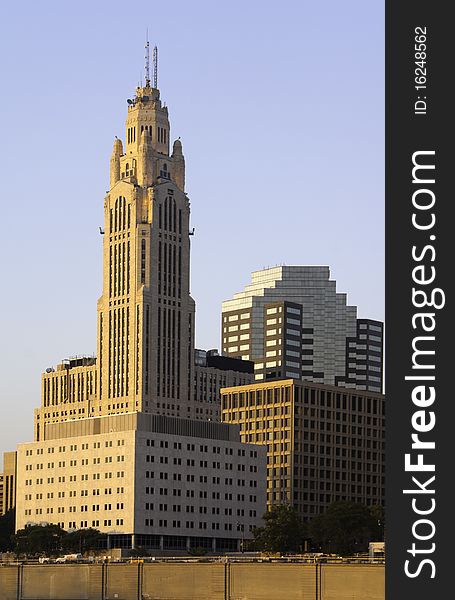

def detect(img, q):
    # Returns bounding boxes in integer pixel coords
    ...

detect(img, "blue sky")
[0,0,384,459]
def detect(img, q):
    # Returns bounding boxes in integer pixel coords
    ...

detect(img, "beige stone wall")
[16,430,136,534]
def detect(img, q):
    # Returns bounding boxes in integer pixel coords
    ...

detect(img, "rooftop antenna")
[144,31,150,86]
[153,45,158,88]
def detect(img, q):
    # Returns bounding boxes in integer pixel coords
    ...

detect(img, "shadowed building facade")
[193,349,255,421]
[0,451,16,515]
[221,379,385,521]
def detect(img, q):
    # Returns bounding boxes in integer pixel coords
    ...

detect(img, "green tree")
[253,505,306,553]
[0,509,15,552]
[369,504,385,541]
[309,501,377,555]
[61,528,101,553]
[13,524,66,556]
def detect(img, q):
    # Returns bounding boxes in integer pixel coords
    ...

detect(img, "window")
[141,239,146,283]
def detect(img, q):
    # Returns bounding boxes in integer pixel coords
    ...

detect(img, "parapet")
[42,412,241,442]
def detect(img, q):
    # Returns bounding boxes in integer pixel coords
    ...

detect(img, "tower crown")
[109,47,185,192]
[125,83,170,157]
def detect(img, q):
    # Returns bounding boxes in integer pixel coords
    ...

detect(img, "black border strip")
[386,3,452,596]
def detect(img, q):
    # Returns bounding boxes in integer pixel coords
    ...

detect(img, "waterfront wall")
[0,562,384,600]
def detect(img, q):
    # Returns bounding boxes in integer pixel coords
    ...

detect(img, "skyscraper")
[221,266,383,393]
[18,52,267,550]
[98,82,195,419]
[36,71,197,440]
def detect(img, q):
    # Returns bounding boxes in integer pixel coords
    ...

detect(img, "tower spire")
[144,34,150,87]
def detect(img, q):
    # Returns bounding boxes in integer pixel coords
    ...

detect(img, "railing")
[1,554,385,565]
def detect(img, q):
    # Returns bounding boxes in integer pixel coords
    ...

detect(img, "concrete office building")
[222,266,383,393]
[194,349,254,421]
[16,414,266,551]
[221,379,385,521]
[14,53,267,549]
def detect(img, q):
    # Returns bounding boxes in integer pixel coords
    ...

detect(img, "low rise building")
[16,413,266,551]
[194,349,254,421]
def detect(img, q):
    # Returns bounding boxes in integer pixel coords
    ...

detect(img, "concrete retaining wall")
[0,561,384,600]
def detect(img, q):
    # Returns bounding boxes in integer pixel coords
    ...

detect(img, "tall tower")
[96,70,195,419]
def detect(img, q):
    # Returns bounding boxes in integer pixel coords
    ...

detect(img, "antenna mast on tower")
[153,46,158,88]
[144,36,150,86]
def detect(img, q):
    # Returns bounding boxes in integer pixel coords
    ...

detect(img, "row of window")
[143,471,258,487]
[24,472,126,486]
[25,488,125,501]
[24,440,125,456]
[25,455,125,470]
[145,456,256,471]
[24,507,125,523]
[29,520,124,529]
[224,387,384,414]
[142,503,256,517]
[144,439,256,459]
[144,487,258,502]
[223,312,250,323]
[143,520,250,532]
[43,369,96,407]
